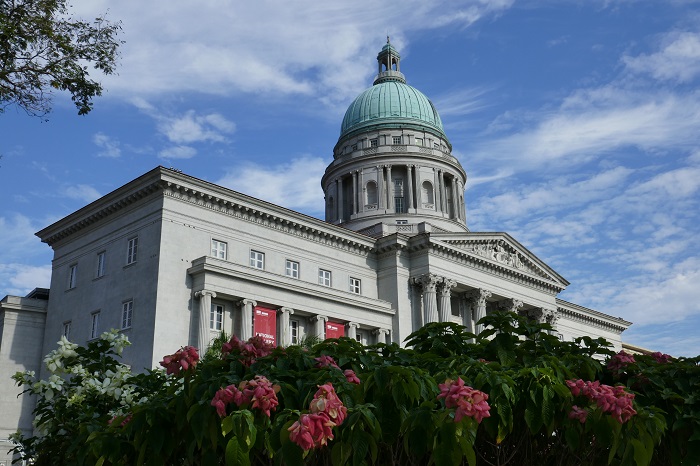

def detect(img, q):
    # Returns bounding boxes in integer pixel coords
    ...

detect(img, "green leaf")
[225,437,249,466]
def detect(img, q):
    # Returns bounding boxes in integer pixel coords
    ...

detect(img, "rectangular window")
[318,269,332,287]
[126,237,138,265]
[370,138,378,148]
[210,304,224,331]
[90,312,100,339]
[433,142,440,149]
[416,138,423,146]
[350,277,361,294]
[351,143,358,151]
[121,301,133,329]
[250,250,265,269]
[392,136,402,145]
[63,321,71,339]
[211,239,227,259]
[96,251,106,278]
[290,319,299,345]
[356,330,366,345]
[286,259,300,278]
[68,264,78,289]
[395,197,404,213]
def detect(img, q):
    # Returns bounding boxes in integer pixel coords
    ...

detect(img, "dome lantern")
[374,36,406,85]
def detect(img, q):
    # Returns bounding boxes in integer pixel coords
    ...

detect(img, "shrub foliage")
[12,311,700,465]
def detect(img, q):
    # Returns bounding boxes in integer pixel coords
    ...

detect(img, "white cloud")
[62,184,101,203]
[0,214,46,263]
[159,110,236,144]
[623,31,700,83]
[72,1,515,103]
[93,132,122,158]
[0,264,52,298]
[216,156,328,215]
[159,146,197,160]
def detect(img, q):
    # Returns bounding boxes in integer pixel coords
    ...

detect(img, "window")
[90,312,100,339]
[126,237,138,265]
[63,321,71,339]
[416,138,423,146]
[211,239,227,259]
[434,142,440,149]
[356,330,366,345]
[351,143,358,151]
[370,138,378,148]
[250,250,264,269]
[319,269,331,287]
[68,264,78,289]
[421,181,434,204]
[286,260,300,279]
[350,277,361,294]
[396,220,408,225]
[395,197,404,213]
[392,136,402,145]
[121,301,133,329]
[210,304,224,331]
[366,181,378,205]
[290,319,299,345]
[96,251,106,278]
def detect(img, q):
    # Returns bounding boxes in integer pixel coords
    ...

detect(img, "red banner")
[253,306,277,346]
[325,321,345,339]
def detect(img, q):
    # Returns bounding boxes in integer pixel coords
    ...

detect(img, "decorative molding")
[391,145,407,152]
[558,306,629,332]
[363,147,378,155]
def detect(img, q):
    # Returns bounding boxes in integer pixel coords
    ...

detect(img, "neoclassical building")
[0,40,631,461]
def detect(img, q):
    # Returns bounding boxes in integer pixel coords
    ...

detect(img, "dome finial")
[375,38,405,85]
[387,34,390,44]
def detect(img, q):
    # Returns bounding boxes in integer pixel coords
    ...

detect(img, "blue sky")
[2,0,700,356]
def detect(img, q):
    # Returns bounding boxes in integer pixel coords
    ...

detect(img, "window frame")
[63,321,71,339]
[392,136,402,145]
[126,237,138,265]
[90,311,100,340]
[290,319,299,345]
[68,264,78,289]
[349,277,361,294]
[210,303,224,331]
[249,250,265,269]
[96,251,106,278]
[121,300,133,330]
[318,269,332,287]
[370,138,378,148]
[285,259,300,279]
[211,239,227,260]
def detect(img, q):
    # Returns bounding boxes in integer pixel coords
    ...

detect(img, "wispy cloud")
[93,132,122,158]
[216,156,328,215]
[159,110,236,144]
[159,146,197,160]
[61,184,101,203]
[623,30,700,83]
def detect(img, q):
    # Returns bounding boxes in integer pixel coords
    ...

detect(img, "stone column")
[413,274,440,324]
[451,176,459,219]
[374,328,390,345]
[359,168,365,213]
[466,289,492,335]
[377,166,385,209]
[461,294,475,336]
[498,298,524,314]
[438,278,457,322]
[386,164,393,209]
[440,171,447,215]
[239,298,256,340]
[336,178,344,222]
[406,165,414,211]
[433,168,441,212]
[195,290,216,354]
[415,166,422,208]
[457,179,465,220]
[527,308,559,334]
[279,307,294,346]
[311,315,327,339]
[347,322,359,340]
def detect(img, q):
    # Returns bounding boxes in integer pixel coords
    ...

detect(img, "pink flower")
[288,412,336,450]
[160,346,199,376]
[310,383,347,425]
[566,379,636,423]
[438,377,491,424]
[211,385,237,418]
[314,355,340,369]
[108,413,133,427]
[222,335,274,366]
[650,351,672,364]
[568,405,588,423]
[344,369,361,385]
[607,351,635,372]
[211,376,279,418]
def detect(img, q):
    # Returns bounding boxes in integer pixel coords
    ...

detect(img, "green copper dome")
[340,81,446,140]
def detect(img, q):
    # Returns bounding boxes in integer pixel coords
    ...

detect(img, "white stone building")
[0,40,631,461]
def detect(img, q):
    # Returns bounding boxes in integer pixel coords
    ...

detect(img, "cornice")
[557,299,632,333]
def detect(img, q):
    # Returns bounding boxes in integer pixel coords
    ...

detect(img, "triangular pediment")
[434,232,569,287]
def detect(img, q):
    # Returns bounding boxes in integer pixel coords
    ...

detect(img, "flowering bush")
[607,350,636,372]
[11,312,700,466]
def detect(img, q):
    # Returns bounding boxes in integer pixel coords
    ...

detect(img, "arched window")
[366,181,378,205]
[421,181,434,205]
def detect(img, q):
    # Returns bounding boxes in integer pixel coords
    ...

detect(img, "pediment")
[437,234,568,287]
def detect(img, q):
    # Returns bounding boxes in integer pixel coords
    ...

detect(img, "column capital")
[373,328,389,336]
[239,298,257,307]
[498,298,524,313]
[411,273,441,292]
[310,315,328,323]
[438,278,457,296]
[465,288,492,304]
[347,321,359,329]
[195,290,217,299]
[279,307,294,315]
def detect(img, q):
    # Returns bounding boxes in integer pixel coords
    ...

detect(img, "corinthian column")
[239,299,256,340]
[311,315,327,339]
[195,290,216,354]
[406,165,414,211]
[413,274,440,324]
[279,307,294,346]
[438,278,457,322]
[466,289,492,335]
[498,298,524,314]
